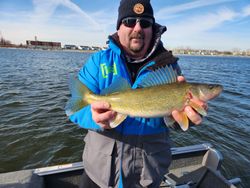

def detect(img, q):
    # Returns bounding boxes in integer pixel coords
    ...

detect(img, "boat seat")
[163,166,237,188]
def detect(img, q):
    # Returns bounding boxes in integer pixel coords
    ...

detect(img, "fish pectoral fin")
[188,99,207,116]
[175,111,189,131]
[109,113,127,128]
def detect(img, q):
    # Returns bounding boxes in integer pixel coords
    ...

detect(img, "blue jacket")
[69,36,180,136]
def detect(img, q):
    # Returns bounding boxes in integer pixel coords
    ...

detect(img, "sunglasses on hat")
[121,17,154,28]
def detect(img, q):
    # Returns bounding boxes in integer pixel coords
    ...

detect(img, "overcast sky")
[1,0,250,50]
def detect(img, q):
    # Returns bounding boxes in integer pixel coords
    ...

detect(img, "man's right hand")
[91,101,117,129]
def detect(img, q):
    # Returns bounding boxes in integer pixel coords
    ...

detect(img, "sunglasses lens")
[123,18,137,27]
[140,19,152,28]
[122,18,153,28]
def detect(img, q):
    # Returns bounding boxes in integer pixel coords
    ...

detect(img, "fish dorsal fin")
[100,77,131,95]
[139,65,178,88]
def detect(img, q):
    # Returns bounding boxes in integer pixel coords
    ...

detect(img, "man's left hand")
[172,76,208,126]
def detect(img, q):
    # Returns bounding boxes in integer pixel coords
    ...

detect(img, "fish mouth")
[212,85,223,96]
[217,85,223,93]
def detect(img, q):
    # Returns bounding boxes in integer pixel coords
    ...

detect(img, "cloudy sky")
[0,0,250,51]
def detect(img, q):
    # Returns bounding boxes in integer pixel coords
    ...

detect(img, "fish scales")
[86,82,192,117]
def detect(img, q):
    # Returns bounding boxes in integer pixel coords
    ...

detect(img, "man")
[69,0,205,187]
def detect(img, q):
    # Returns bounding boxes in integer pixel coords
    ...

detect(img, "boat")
[0,143,241,188]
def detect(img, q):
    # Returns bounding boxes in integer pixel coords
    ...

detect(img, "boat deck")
[0,143,241,188]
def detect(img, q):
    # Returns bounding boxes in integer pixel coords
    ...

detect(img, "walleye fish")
[65,66,223,131]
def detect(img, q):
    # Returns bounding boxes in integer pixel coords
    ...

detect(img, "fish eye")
[208,85,214,89]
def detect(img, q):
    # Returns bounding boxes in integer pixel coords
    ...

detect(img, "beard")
[129,32,145,53]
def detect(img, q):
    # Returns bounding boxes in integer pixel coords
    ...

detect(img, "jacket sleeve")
[69,53,103,131]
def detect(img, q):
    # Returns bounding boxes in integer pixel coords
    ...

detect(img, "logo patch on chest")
[100,63,118,78]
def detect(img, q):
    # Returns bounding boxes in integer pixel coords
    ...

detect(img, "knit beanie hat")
[116,0,154,30]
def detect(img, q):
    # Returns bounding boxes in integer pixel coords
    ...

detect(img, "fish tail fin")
[65,76,92,116]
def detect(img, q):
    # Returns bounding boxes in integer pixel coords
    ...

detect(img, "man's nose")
[133,21,142,31]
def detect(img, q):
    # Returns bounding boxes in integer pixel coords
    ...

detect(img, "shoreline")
[1,46,250,57]
[0,46,95,53]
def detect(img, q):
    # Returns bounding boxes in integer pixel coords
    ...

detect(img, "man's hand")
[172,76,208,126]
[91,101,117,129]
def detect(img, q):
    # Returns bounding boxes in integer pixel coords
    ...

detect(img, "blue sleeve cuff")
[69,105,102,131]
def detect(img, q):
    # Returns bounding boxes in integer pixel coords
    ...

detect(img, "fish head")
[190,83,223,102]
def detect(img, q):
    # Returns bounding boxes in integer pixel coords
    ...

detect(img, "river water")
[0,48,249,187]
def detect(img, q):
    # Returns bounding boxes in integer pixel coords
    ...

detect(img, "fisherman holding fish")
[66,0,222,187]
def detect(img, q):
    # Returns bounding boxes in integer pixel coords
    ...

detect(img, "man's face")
[118,17,153,59]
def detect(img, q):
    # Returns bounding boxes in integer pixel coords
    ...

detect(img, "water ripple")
[0,49,249,187]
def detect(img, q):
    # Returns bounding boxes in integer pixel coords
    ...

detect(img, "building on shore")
[63,44,79,50]
[79,45,92,50]
[91,46,102,51]
[26,40,61,50]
